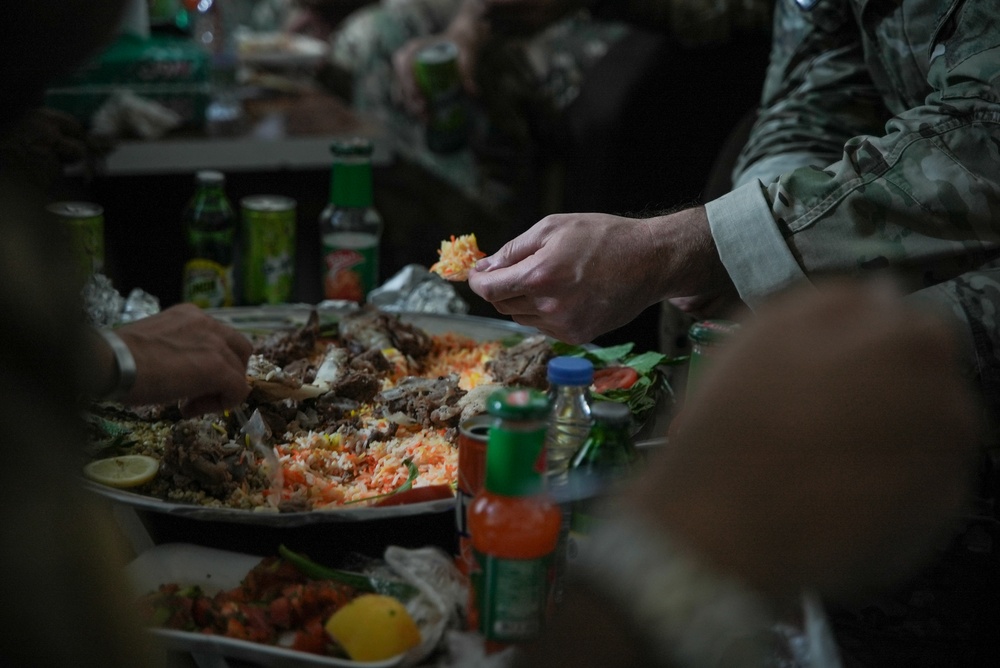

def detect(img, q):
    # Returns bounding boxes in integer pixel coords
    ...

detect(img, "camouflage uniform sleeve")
[708,0,1000,309]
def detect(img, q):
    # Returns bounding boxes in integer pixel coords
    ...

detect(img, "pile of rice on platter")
[84,306,673,521]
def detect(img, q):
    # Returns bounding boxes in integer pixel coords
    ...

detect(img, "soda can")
[47,201,105,282]
[240,195,296,305]
[456,414,492,580]
[413,40,468,153]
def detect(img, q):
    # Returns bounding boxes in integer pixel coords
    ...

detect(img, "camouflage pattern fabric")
[329,0,771,215]
[703,3,1000,662]
[710,0,1000,308]
[329,0,630,211]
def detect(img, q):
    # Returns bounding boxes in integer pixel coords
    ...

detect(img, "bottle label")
[183,258,232,307]
[473,551,553,643]
[322,232,378,302]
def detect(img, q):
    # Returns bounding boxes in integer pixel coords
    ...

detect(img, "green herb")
[278,545,418,600]
[550,343,685,422]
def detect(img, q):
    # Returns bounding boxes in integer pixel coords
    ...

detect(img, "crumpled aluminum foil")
[368,264,469,314]
[82,273,160,327]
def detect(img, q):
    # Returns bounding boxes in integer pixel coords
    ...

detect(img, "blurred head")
[0,0,130,126]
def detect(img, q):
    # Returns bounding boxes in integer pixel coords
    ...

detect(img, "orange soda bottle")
[467,388,562,652]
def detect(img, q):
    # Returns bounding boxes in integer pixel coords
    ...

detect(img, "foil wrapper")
[82,273,160,327]
[368,264,469,314]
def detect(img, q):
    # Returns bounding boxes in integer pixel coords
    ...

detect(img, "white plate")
[128,543,408,668]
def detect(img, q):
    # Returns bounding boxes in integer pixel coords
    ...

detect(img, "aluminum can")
[240,195,296,305]
[47,201,105,281]
[413,40,469,153]
[456,413,492,580]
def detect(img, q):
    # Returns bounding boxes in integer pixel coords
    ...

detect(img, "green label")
[183,258,233,307]
[242,208,296,305]
[473,551,552,643]
[321,232,378,302]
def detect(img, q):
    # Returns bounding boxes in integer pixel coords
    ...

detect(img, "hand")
[392,1,489,117]
[626,280,982,601]
[468,207,733,344]
[112,304,253,417]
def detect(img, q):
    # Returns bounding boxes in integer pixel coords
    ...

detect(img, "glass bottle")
[468,388,561,653]
[685,319,740,402]
[181,169,237,307]
[668,319,740,440]
[568,400,638,542]
[319,138,383,303]
[543,356,595,484]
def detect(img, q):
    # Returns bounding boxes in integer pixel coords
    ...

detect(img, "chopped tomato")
[593,366,640,393]
[374,484,454,507]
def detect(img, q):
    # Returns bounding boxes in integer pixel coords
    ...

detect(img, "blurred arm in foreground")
[515,279,982,667]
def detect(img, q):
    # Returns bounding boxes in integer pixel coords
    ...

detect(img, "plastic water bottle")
[543,356,594,485]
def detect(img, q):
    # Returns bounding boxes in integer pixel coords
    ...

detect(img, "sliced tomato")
[592,366,640,393]
[373,484,454,507]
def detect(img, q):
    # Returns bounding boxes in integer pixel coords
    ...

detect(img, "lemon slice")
[84,455,160,488]
[325,594,421,662]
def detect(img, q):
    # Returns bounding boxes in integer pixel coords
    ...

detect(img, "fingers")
[392,40,427,118]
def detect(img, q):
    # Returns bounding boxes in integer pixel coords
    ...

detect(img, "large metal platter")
[86,304,539,526]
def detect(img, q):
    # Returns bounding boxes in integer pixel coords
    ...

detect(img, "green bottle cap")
[484,388,550,497]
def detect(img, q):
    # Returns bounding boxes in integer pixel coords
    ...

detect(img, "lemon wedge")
[84,455,160,488]
[325,594,421,662]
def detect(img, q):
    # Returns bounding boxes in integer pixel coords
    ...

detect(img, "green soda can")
[47,201,105,283]
[413,40,469,153]
[240,195,297,305]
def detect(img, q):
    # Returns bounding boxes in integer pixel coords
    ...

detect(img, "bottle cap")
[330,137,374,157]
[484,388,549,497]
[688,319,740,346]
[547,356,594,386]
[486,388,550,421]
[590,400,630,425]
[195,170,224,185]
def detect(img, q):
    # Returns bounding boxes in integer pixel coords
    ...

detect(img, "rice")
[97,332,501,511]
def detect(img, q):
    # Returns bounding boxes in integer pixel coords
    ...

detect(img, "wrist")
[573,511,775,668]
[95,329,137,402]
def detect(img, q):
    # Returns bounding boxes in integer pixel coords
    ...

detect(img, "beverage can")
[457,414,492,579]
[413,40,468,153]
[47,201,105,281]
[240,195,296,305]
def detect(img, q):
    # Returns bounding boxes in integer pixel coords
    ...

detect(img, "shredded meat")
[253,310,321,368]
[486,335,553,389]
[162,419,252,498]
[339,307,433,360]
[377,374,467,428]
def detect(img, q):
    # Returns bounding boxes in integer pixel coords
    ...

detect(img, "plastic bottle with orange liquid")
[467,388,562,652]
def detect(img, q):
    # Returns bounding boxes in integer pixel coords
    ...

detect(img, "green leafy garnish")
[550,342,685,422]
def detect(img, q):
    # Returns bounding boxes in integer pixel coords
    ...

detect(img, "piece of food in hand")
[430,233,486,281]
[84,454,160,488]
[324,593,421,661]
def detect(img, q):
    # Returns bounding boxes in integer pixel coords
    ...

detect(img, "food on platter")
[136,546,420,662]
[429,234,486,281]
[83,454,160,488]
[84,307,675,513]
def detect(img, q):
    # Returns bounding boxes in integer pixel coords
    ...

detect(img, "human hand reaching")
[105,304,253,417]
[392,0,489,118]
[468,207,733,343]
